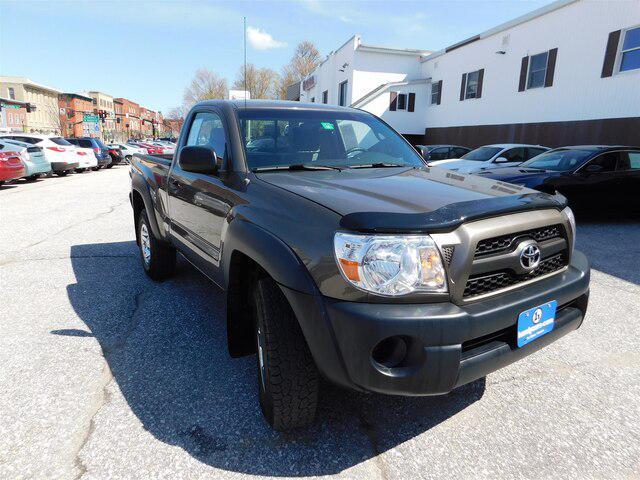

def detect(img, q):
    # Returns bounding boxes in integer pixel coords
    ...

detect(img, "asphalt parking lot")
[1,167,639,479]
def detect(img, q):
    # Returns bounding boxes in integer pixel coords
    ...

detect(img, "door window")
[429,147,450,160]
[500,148,525,163]
[618,152,640,170]
[525,147,548,159]
[186,111,226,158]
[587,152,618,172]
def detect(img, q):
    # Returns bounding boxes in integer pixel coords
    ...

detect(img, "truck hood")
[257,167,566,233]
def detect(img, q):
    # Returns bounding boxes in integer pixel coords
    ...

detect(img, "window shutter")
[459,73,467,101]
[476,69,484,98]
[544,48,558,87]
[437,80,443,105]
[601,30,621,78]
[389,91,398,111]
[408,93,415,112]
[518,56,529,91]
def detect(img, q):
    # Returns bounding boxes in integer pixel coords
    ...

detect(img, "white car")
[151,141,175,155]
[110,143,145,163]
[427,143,550,173]
[0,133,79,176]
[66,143,98,172]
[0,138,51,180]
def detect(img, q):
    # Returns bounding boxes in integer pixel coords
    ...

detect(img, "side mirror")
[494,156,509,163]
[584,164,603,174]
[178,145,221,174]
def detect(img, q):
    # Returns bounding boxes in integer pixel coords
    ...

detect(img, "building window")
[397,93,407,110]
[8,87,15,99]
[620,26,640,72]
[527,51,549,89]
[338,80,348,106]
[322,90,328,104]
[431,82,440,105]
[464,70,480,99]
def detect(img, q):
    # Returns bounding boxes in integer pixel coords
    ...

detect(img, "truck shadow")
[66,241,485,476]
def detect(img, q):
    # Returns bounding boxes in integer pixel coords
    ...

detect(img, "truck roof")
[196,99,356,112]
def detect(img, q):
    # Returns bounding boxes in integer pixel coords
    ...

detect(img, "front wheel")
[56,170,67,177]
[106,164,114,169]
[253,277,318,431]
[137,209,176,280]
[92,166,100,171]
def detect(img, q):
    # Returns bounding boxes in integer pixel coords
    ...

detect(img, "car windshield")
[521,149,594,171]
[50,137,73,146]
[460,146,503,161]
[237,109,426,171]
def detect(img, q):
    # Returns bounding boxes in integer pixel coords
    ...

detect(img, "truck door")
[167,110,232,276]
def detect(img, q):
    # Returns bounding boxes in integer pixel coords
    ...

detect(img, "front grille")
[464,253,567,298]
[440,245,454,265]
[474,225,563,258]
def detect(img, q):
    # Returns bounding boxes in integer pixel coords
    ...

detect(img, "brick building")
[114,98,140,139]
[59,93,98,138]
[0,97,29,132]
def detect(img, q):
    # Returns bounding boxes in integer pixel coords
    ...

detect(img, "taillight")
[77,151,87,156]
[47,147,65,152]
[93,148,100,153]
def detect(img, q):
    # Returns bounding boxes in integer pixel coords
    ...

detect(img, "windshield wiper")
[348,163,411,169]
[252,164,343,172]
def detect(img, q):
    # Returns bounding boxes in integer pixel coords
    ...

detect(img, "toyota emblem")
[520,244,541,270]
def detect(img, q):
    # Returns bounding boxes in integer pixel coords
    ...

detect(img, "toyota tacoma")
[129,100,590,431]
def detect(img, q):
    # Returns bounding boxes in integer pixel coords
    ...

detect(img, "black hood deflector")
[339,192,567,233]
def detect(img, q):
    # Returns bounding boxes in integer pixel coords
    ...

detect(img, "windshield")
[50,137,72,146]
[237,109,425,171]
[521,149,594,171]
[460,146,502,161]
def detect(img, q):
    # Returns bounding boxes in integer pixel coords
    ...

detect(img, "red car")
[137,142,163,155]
[0,151,25,186]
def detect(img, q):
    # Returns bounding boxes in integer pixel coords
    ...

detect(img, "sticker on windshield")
[320,122,335,130]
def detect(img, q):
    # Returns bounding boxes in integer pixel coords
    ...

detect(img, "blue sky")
[1,0,550,114]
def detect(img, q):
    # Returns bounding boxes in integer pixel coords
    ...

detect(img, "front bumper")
[283,250,590,396]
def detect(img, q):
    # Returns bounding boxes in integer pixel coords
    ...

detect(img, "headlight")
[562,206,576,252]
[333,232,448,296]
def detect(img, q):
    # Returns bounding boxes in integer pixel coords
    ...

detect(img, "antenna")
[243,16,247,109]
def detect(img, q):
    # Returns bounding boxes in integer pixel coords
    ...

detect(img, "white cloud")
[247,26,287,50]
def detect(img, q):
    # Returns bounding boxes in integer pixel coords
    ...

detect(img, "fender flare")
[221,218,316,294]
[131,174,164,241]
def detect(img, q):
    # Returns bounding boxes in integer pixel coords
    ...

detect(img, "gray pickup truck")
[130,100,590,431]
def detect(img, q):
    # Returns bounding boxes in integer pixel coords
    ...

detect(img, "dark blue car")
[480,146,640,215]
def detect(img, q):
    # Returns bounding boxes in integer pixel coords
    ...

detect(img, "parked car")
[0,134,78,176]
[415,144,471,161]
[428,144,550,173]
[110,143,145,163]
[65,137,112,169]
[0,139,51,180]
[62,139,99,172]
[127,141,161,155]
[130,100,590,431]
[150,141,176,155]
[0,151,26,186]
[107,145,124,165]
[480,145,640,215]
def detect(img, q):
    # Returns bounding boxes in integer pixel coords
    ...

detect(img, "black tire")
[92,166,100,171]
[26,174,40,181]
[253,277,318,431]
[106,164,114,169]
[75,168,85,173]
[137,209,176,281]
[56,170,67,177]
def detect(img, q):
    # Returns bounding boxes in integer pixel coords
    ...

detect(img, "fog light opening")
[372,336,409,369]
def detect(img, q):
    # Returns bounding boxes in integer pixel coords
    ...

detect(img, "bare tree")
[232,64,280,99]
[288,41,321,80]
[182,69,228,108]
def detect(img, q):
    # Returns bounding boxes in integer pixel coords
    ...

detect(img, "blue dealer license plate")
[517,300,557,348]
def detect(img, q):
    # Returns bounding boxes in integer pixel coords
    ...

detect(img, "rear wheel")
[106,163,114,169]
[56,170,67,177]
[137,209,176,281]
[75,168,85,173]
[253,277,318,431]
[92,166,100,171]
[27,174,40,181]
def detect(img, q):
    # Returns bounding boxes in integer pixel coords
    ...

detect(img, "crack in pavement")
[71,288,151,479]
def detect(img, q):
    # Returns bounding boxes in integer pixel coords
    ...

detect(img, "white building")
[290,0,640,147]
